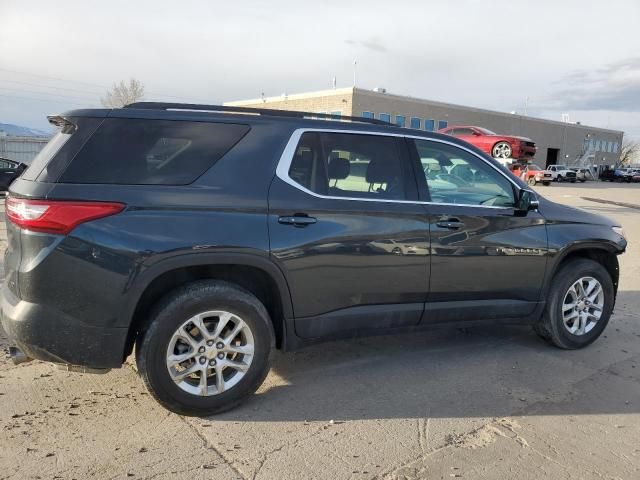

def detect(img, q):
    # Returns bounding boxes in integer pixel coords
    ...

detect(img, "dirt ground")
[1,182,639,480]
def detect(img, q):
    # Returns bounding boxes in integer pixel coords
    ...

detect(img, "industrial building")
[0,132,51,163]
[226,87,624,169]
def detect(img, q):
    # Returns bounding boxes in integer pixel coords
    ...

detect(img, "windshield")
[476,127,497,135]
[529,164,543,170]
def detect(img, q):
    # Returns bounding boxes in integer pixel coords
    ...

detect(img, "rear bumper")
[0,282,127,368]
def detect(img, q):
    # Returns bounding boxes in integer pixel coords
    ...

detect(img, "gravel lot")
[1,182,639,480]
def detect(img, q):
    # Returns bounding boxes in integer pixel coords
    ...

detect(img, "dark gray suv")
[1,103,626,416]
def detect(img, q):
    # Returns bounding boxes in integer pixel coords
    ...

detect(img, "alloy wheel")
[492,142,512,159]
[166,311,255,396]
[562,277,604,336]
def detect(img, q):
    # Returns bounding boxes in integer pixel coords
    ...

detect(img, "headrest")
[328,157,350,180]
[366,158,395,184]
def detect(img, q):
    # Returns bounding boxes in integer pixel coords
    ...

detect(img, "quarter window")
[287,132,407,200]
[59,119,250,185]
[413,139,515,207]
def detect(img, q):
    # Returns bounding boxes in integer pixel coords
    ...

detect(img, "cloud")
[344,37,387,53]
[545,57,640,112]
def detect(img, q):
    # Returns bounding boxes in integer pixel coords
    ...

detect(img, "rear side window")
[59,119,250,185]
[23,117,103,182]
[287,132,407,200]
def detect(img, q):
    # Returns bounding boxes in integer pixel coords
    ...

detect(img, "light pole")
[353,59,357,87]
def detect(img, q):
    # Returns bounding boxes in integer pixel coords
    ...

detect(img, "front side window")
[0,159,17,168]
[410,117,421,129]
[413,139,515,207]
[287,132,407,200]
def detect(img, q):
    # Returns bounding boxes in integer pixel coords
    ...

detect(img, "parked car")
[546,165,577,182]
[599,168,627,182]
[0,157,28,192]
[570,168,590,182]
[438,125,537,160]
[2,104,626,416]
[517,163,552,186]
[621,168,640,182]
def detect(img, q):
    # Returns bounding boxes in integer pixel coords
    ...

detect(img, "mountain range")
[0,122,52,137]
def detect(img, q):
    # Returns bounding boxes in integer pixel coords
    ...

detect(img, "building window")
[608,141,614,153]
[596,140,602,151]
[588,139,595,151]
[613,142,619,153]
[361,111,374,119]
[379,113,391,123]
[395,115,406,128]
[410,117,421,129]
[424,119,435,132]
[437,120,448,130]
[330,111,342,118]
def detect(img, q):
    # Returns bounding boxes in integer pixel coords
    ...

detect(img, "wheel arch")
[547,244,620,297]
[120,253,294,361]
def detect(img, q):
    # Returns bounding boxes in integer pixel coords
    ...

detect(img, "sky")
[1,0,639,139]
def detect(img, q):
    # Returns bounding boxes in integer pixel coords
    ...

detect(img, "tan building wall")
[225,87,354,117]
[226,87,624,168]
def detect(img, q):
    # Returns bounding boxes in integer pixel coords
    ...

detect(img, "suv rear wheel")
[136,280,274,416]
[533,259,614,349]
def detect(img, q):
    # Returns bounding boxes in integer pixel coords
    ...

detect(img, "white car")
[546,165,577,183]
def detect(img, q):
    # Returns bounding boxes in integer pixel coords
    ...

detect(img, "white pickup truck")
[545,165,577,183]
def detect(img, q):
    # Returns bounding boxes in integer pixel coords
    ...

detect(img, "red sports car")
[438,125,537,160]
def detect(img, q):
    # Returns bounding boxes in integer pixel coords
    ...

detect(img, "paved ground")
[1,182,639,480]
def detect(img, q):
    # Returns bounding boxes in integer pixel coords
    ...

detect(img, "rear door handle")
[436,218,465,230]
[278,214,317,227]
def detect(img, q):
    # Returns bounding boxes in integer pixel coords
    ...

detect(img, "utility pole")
[353,59,357,87]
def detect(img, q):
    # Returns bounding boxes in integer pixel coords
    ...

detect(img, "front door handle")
[278,214,317,227]
[436,218,465,230]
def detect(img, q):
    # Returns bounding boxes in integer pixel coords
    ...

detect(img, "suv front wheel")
[533,258,614,349]
[136,280,274,416]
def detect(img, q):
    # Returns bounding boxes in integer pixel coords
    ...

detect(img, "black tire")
[533,259,614,349]
[136,280,275,416]
[556,175,563,182]
[542,181,551,186]
[570,180,576,183]
[527,177,536,186]
[580,179,586,183]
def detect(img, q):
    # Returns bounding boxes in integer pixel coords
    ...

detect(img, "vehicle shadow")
[214,291,640,422]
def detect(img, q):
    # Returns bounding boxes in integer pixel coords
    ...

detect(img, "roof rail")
[124,102,393,126]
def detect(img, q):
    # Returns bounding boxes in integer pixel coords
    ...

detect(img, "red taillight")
[5,197,125,235]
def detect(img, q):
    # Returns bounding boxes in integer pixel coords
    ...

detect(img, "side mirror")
[517,189,539,213]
